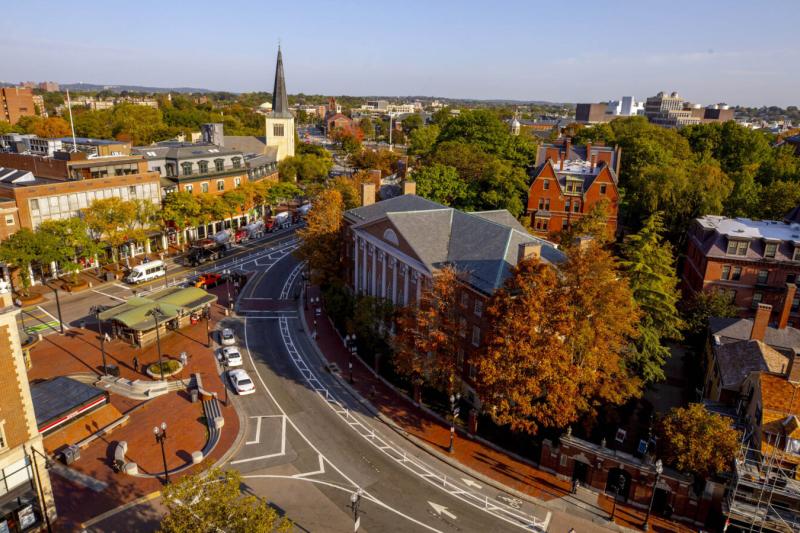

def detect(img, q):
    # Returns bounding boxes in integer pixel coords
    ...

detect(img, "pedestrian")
[569,529,576,533]
[133,356,139,373]
[571,478,579,494]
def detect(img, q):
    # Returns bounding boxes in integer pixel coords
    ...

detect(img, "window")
[752,292,763,308]
[458,317,467,337]
[562,219,569,230]
[30,199,39,210]
[573,201,580,213]
[543,180,549,190]
[457,349,465,368]
[757,270,769,284]
[214,159,224,172]
[544,199,550,210]
[181,162,193,175]
[198,160,209,173]
[600,184,607,195]
[4,215,14,226]
[232,157,242,169]
[732,266,742,281]
[787,274,796,284]
[468,363,477,380]
[185,185,193,194]
[461,292,469,308]
[273,124,285,136]
[216,180,225,192]
[538,198,544,210]
[471,326,481,347]
[792,296,800,312]
[234,177,241,188]
[721,265,731,280]
[201,182,209,193]
[764,242,778,258]
[474,299,483,317]
[727,240,749,256]
[565,199,571,211]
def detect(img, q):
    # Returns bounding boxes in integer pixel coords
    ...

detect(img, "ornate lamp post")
[153,422,170,484]
[610,473,626,521]
[643,459,663,531]
[350,488,363,531]
[146,307,166,380]
[448,393,461,453]
[92,306,108,374]
[344,334,357,383]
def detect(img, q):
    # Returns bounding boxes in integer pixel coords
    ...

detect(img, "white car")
[220,328,236,346]
[229,369,255,395]
[220,346,243,367]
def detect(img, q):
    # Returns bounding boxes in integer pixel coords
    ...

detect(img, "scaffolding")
[724,426,800,532]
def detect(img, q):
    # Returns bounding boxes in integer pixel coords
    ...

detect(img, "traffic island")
[145,359,183,379]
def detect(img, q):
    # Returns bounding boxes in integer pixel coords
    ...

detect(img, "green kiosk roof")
[98,287,217,331]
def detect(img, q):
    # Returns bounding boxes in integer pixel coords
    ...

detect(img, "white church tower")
[264,46,295,161]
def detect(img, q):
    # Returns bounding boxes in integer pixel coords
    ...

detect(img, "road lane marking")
[231,415,287,464]
[37,305,68,330]
[113,283,132,291]
[247,417,262,445]
[91,289,126,302]
[429,501,457,520]
[462,478,482,489]
[241,315,441,532]
[292,454,325,478]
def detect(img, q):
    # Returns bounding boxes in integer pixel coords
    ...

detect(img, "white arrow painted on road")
[461,478,482,489]
[428,501,457,520]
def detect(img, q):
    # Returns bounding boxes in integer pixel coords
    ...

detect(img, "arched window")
[383,228,399,246]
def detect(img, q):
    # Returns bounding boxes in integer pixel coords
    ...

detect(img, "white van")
[125,260,166,284]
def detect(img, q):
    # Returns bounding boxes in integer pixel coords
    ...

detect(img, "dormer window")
[764,242,777,258]
[727,239,749,256]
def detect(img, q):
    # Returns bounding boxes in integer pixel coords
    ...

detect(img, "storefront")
[0,458,41,533]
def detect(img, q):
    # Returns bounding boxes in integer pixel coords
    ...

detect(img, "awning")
[97,287,217,331]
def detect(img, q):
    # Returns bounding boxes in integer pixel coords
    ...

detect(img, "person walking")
[133,356,139,374]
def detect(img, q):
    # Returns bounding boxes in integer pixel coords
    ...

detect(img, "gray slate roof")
[713,339,788,389]
[347,195,565,294]
[710,316,800,354]
[31,376,105,428]
[224,136,267,155]
[133,142,242,161]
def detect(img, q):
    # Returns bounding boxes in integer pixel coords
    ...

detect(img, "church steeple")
[271,46,291,118]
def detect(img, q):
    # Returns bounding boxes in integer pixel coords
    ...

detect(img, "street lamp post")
[610,473,626,521]
[448,393,461,453]
[205,307,211,348]
[224,269,232,310]
[344,334,357,383]
[643,459,663,531]
[350,488,363,531]
[49,285,64,334]
[153,422,169,484]
[311,297,319,339]
[93,306,108,374]
[147,308,165,380]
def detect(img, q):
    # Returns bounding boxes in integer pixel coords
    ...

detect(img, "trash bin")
[191,389,199,403]
[61,445,80,465]
[103,364,120,377]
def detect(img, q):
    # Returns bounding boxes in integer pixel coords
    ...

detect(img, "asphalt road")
[222,248,553,532]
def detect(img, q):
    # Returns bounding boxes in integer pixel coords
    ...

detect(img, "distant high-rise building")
[0,87,36,125]
[607,96,644,117]
[644,91,701,127]
[38,81,59,92]
[264,46,295,162]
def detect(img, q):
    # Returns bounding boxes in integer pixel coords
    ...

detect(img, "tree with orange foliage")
[33,117,71,138]
[477,240,641,435]
[295,188,344,286]
[393,266,462,394]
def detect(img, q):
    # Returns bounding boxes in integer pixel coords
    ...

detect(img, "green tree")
[401,113,424,133]
[0,229,50,295]
[408,124,440,157]
[13,115,44,134]
[681,290,739,343]
[159,467,291,533]
[82,197,140,263]
[358,117,373,140]
[37,218,99,283]
[413,163,466,206]
[161,191,201,249]
[559,198,613,244]
[0,121,12,135]
[620,213,684,384]
[758,180,800,220]
[73,109,115,139]
[658,403,739,479]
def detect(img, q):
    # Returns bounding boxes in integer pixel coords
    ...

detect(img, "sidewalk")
[304,286,694,533]
[26,300,239,530]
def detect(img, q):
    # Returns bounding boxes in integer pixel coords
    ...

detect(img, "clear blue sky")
[2,0,798,107]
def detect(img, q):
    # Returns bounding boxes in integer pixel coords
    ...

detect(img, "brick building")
[0,289,57,530]
[683,215,800,323]
[0,87,36,125]
[527,138,621,237]
[342,186,564,404]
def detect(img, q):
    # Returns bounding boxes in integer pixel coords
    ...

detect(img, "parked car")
[220,328,236,346]
[194,272,223,289]
[125,260,166,284]
[220,346,243,367]
[228,369,255,395]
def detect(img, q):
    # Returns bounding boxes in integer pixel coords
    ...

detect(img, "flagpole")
[66,89,77,152]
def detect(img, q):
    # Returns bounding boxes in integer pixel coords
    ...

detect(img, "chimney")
[559,151,564,170]
[360,182,376,207]
[402,180,416,196]
[750,303,772,341]
[368,169,382,182]
[787,351,800,383]
[586,142,592,162]
[778,283,797,329]
[591,154,597,171]
[564,138,572,159]
[517,242,542,264]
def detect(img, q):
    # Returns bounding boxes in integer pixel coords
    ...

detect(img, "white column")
[371,247,377,296]
[353,236,359,292]
[362,241,368,294]
[403,265,409,305]
[416,272,422,303]
[391,257,398,304]
[145,239,152,254]
[382,252,387,298]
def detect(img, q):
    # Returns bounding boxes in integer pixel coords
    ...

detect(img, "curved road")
[222,248,553,532]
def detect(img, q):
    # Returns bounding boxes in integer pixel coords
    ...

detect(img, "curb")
[78,490,161,531]
[296,289,636,532]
